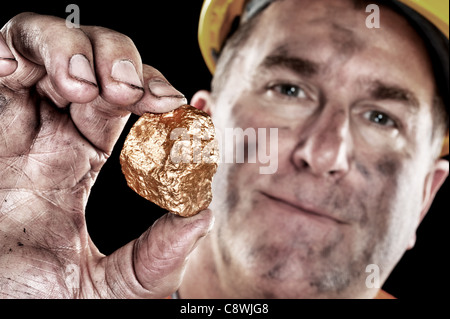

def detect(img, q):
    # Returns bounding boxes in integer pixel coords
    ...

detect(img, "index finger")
[1,12,98,103]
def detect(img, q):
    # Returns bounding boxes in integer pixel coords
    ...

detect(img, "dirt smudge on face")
[376,157,399,177]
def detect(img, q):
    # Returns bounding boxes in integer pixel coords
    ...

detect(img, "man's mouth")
[259,191,347,225]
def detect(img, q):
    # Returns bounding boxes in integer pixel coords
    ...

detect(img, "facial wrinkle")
[330,23,363,57]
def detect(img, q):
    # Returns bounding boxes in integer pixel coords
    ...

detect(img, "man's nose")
[291,108,351,178]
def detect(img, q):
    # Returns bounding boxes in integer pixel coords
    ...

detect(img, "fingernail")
[0,38,15,60]
[206,214,215,234]
[111,60,143,89]
[149,78,185,99]
[196,209,215,237]
[69,54,97,86]
[188,211,215,254]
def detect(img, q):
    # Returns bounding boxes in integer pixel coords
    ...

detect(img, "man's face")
[206,0,440,298]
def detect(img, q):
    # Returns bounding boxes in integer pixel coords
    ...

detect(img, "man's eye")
[363,110,396,127]
[272,84,307,98]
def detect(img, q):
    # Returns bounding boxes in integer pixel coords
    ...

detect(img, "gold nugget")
[120,105,219,217]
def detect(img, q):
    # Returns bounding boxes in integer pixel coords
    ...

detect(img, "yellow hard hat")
[198,0,449,157]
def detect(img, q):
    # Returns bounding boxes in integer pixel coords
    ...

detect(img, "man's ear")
[191,90,214,115]
[407,159,449,249]
[421,159,449,221]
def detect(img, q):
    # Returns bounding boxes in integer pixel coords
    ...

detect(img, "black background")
[1,0,448,300]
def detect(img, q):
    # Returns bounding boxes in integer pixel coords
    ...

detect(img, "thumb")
[101,209,214,299]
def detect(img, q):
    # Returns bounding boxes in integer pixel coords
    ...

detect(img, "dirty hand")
[0,12,213,298]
